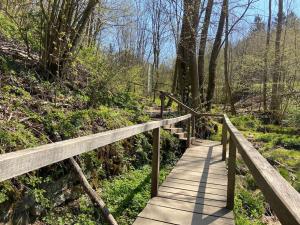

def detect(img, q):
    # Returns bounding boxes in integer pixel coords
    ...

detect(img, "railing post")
[191,115,195,137]
[187,117,191,148]
[160,93,165,119]
[227,136,236,210]
[151,127,160,198]
[222,117,227,161]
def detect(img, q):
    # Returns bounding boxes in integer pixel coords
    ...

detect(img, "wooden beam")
[151,128,160,198]
[191,115,195,137]
[160,93,165,119]
[69,158,118,225]
[187,118,191,148]
[226,136,236,209]
[221,116,227,161]
[224,115,300,225]
[0,114,191,182]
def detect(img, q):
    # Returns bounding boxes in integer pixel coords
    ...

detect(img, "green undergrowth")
[229,114,300,224]
[101,165,173,225]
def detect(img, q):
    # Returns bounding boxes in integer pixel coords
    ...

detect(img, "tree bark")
[270,0,283,122]
[206,0,227,111]
[263,0,272,112]
[176,0,201,107]
[198,0,214,104]
[224,2,236,114]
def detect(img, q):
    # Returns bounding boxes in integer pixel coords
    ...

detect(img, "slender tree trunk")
[198,0,214,104]
[224,2,236,114]
[270,0,283,122]
[206,0,227,111]
[263,0,271,112]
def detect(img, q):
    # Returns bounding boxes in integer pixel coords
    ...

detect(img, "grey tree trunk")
[270,0,283,122]
[263,0,272,112]
[198,0,214,104]
[206,0,227,111]
[224,2,236,114]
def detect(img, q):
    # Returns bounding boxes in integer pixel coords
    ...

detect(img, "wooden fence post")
[226,136,236,209]
[187,117,191,148]
[151,127,160,198]
[222,117,227,161]
[160,93,165,119]
[191,115,195,137]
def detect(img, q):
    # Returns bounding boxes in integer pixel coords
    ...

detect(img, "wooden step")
[175,132,187,139]
[164,127,184,134]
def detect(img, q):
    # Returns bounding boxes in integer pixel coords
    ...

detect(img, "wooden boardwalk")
[133,139,234,225]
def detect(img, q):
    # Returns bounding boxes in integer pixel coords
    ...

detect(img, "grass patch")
[101,165,172,225]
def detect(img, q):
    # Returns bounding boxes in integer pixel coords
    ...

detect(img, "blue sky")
[100,0,300,63]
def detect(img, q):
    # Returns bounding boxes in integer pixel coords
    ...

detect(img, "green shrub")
[234,188,265,225]
[231,115,262,131]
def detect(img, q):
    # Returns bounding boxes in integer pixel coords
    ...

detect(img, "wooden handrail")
[223,114,300,225]
[0,114,192,182]
[161,92,223,117]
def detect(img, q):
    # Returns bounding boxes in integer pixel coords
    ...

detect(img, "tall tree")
[198,0,214,104]
[263,0,272,112]
[270,0,283,122]
[176,0,201,107]
[223,0,236,114]
[206,0,227,111]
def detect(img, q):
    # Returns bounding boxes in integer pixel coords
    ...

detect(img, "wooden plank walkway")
[133,139,234,225]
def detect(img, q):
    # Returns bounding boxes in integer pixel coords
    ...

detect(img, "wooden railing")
[0,114,192,199]
[160,92,300,225]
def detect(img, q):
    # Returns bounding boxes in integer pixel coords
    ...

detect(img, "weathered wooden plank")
[170,168,226,176]
[134,217,171,225]
[137,204,234,225]
[159,186,227,201]
[175,160,226,169]
[151,128,160,198]
[0,114,191,182]
[164,177,227,191]
[158,191,227,208]
[169,170,227,181]
[161,181,227,197]
[148,197,234,219]
[226,137,236,209]
[224,114,300,225]
[167,172,227,186]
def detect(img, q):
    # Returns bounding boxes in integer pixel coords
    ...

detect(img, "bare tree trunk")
[198,0,214,104]
[263,0,272,112]
[224,2,236,114]
[206,0,227,111]
[270,0,283,122]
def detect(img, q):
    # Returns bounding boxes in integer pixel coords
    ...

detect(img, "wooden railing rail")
[223,114,300,225]
[0,114,192,184]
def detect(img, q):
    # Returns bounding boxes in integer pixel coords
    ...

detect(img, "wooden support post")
[69,158,118,225]
[151,127,160,198]
[226,136,236,210]
[187,117,191,148]
[222,117,227,161]
[160,93,165,119]
[191,115,195,137]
